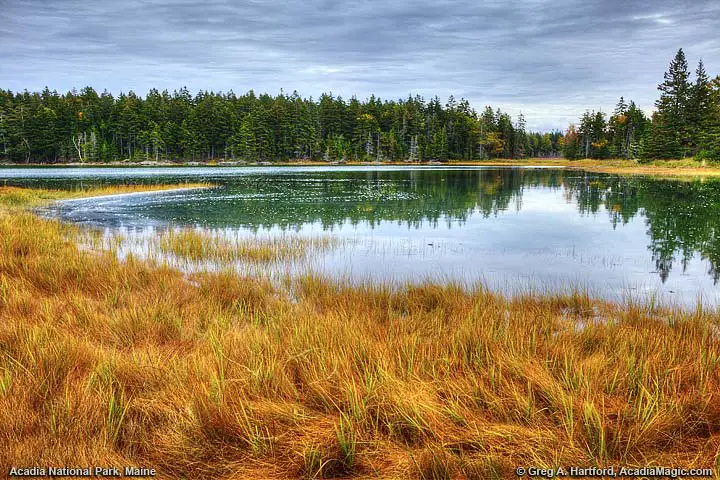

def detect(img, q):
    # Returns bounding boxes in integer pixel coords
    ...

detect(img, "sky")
[1,0,719,130]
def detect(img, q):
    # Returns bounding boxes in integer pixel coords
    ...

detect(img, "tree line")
[562,48,720,162]
[0,88,563,164]
[4,48,717,164]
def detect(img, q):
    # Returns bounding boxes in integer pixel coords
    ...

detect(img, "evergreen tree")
[641,112,679,161]
[697,75,720,161]
[590,111,609,158]
[688,60,712,154]
[579,112,594,158]
[625,102,648,159]
[427,126,448,161]
[654,48,692,157]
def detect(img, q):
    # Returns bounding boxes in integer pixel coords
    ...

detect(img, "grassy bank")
[1,188,719,478]
[0,183,213,208]
[443,158,720,178]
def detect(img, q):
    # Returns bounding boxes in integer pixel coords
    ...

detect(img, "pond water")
[3,165,719,307]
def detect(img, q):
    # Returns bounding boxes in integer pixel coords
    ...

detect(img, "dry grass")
[0,183,213,208]
[155,228,336,264]
[564,159,720,178]
[444,158,720,179]
[0,188,719,478]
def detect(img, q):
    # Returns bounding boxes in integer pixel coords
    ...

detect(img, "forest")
[0,87,561,164]
[561,48,720,162]
[0,48,718,164]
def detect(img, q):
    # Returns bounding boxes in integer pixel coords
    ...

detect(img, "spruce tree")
[697,75,720,161]
[688,59,712,155]
[655,48,692,157]
[625,101,648,159]
[579,112,594,158]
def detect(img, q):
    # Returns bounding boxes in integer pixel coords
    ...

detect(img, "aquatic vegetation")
[0,187,719,478]
[155,228,336,264]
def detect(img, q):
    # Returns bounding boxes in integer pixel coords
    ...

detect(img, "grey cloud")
[1,0,719,129]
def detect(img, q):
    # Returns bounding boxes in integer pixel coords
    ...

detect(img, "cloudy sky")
[2,0,719,130]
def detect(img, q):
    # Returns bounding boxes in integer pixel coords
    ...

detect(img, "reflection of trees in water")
[564,175,641,228]
[143,169,567,231]
[134,169,720,283]
[563,174,720,284]
[34,168,720,284]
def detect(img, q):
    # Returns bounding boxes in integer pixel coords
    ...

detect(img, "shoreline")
[54,185,214,203]
[2,158,719,178]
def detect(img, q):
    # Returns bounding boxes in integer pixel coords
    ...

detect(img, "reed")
[155,228,335,264]
[0,187,718,478]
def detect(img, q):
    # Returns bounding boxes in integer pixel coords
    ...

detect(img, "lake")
[2,165,719,307]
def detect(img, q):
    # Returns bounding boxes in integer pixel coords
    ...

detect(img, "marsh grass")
[0,187,719,478]
[447,158,720,179]
[0,183,213,208]
[155,228,336,264]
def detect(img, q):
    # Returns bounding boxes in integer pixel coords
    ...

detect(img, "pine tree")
[428,126,448,161]
[697,75,720,161]
[655,48,692,157]
[513,113,526,158]
[231,116,255,160]
[625,101,648,159]
[590,111,608,158]
[609,97,628,158]
[641,112,679,161]
[614,96,627,116]
[497,113,514,158]
[688,59,712,155]
[579,112,594,158]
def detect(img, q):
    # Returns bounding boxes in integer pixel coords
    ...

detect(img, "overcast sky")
[1,0,719,130]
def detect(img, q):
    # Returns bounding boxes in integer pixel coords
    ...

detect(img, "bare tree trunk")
[376,132,380,162]
[72,135,84,163]
[0,113,7,157]
[625,124,633,159]
[23,138,30,163]
[18,107,31,163]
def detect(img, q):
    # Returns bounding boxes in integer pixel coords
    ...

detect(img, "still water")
[2,166,719,306]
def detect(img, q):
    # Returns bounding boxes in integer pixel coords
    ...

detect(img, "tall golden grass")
[0,187,719,478]
[0,183,213,207]
[156,228,336,264]
[453,159,720,178]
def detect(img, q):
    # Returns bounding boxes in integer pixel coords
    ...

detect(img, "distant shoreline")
[1,158,719,178]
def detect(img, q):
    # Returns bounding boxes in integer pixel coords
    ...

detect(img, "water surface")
[3,165,719,306]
